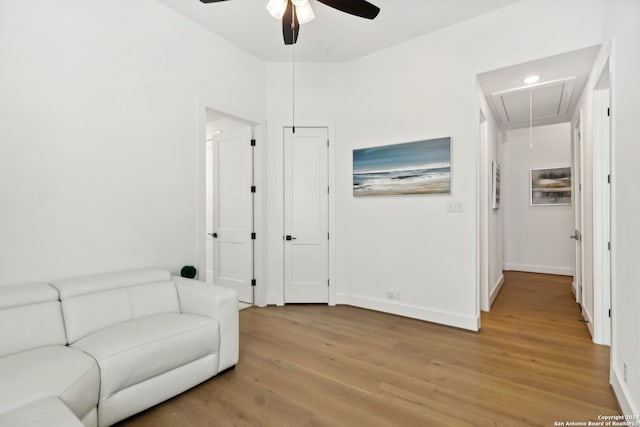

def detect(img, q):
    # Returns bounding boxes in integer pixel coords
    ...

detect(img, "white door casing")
[572,118,584,305]
[210,126,254,303]
[284,127,329,303]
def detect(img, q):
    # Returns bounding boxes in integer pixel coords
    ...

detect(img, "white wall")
[335,0,601,330]
[0,0,265,285]
[502,123,574,276]
[263,0,604,329]
[603,0,640,417]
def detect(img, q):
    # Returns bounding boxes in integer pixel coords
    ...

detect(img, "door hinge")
[328,233,330,240]
[607,174,611,184]
[327,186,330,194]
[608,308,611,318]
[607,108,610,117]
[328,279,330,287]
[251,232,256,240]
[327,139,329,147]
[251,185,256,193]
[608,241,611,251]
[251,139,256,147]
[251,279,256,287]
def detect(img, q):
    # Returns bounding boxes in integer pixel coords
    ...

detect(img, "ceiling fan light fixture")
[266,0,288,20]
[295,2,315,25]
[291,0,308,6]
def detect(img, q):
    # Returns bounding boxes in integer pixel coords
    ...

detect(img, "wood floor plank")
[118,271,619,426]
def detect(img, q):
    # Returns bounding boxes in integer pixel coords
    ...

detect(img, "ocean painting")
[353,137,451,196]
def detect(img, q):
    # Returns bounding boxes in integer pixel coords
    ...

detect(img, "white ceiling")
[478,45,601,130]
[154,0,523,62]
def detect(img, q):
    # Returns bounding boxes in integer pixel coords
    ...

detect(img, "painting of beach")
[353,137,451,196]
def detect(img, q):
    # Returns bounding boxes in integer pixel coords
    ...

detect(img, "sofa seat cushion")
[0,397,84,427]
[72,313,220,399]
[0,346,99,419]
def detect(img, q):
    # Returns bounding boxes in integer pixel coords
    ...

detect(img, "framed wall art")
[492,161,501,209]
[530,166,571,205]
[353,137,451,196]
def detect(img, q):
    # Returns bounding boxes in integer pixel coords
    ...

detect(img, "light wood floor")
[118,271,619,426]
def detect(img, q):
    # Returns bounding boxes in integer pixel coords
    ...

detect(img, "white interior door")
[284,127,329,303]
[572,121,583,305]
[210,126,254,303]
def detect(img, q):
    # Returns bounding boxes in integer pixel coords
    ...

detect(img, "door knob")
[285,235,297,241]
[209,232,218,238]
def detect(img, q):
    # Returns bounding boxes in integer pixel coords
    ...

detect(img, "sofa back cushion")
[0,283,67,357]
[51,269,179,343]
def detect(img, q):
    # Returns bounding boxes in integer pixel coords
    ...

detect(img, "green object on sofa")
[180,265,197,279]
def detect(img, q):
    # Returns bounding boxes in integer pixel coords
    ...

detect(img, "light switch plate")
[447,201,464,212]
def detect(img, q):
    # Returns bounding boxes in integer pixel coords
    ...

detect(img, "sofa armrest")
[173,277,239,372]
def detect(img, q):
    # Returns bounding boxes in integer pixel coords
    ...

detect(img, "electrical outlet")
[394,290,402,300]
[447,201,464,213]
[387,290,394,299]
[624,363,627,382]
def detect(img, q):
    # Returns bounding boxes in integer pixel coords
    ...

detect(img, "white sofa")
[0,269,239,427]
[0,282,100,427]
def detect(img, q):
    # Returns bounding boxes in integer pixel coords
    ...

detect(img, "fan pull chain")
[529,90,533,149]
[288,4,296,133]
[292,39,296,134]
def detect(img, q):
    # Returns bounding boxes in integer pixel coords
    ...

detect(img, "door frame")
[196,97,267,307]
[572,112,585,306]
[266,122,336,306]
[478,110,490,312]
[591,57,613,346]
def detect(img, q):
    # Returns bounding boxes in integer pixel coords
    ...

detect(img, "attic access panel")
[492,77,575,127]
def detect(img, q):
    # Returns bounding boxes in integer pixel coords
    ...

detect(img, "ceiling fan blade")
[199,0,231,3]
[316,0,380,19]
[282,0,300,45]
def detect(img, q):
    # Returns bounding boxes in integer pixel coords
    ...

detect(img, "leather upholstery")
[59,281,180,343]
[1,269,238,427]
[52,269,171,298]
[0,397,85,427]
[174,276,240,371]
[72,313,219,399]
[0,284,66,358]
[0,346,99,420]
[98,355,218,427]
[0,283,58,310]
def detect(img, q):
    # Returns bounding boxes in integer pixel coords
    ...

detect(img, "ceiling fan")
[199,0,381,45]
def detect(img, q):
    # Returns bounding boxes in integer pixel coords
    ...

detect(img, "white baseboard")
[344,294,479,331]
[571,280,577,298]
[611,365,638,417]
[266,292,283,306]
[335,293,347,304]
[503,263,574,276]
[489,274,504,307]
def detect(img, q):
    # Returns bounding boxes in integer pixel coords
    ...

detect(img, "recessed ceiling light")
[523,74,541,85]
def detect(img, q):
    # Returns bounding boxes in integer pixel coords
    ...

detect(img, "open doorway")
[476,45,601,324]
